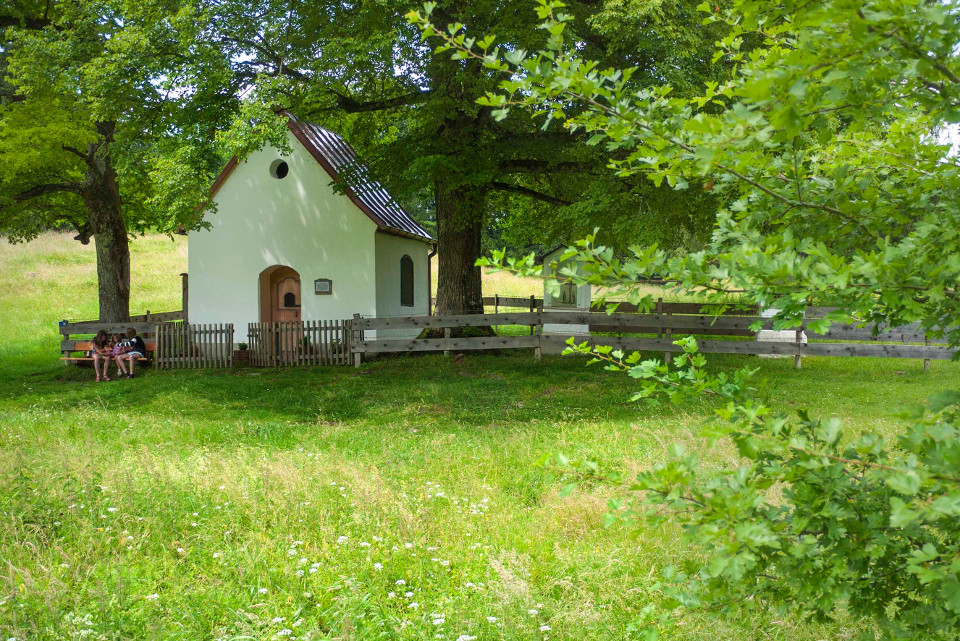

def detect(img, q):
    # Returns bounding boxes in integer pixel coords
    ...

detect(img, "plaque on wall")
[314,278,333,295]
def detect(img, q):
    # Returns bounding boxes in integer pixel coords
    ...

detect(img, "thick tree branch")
[62,145,88,161]
[330,88,430,113]
[0,15,54,30]
[489,181,572,206]
[11,182,82,202]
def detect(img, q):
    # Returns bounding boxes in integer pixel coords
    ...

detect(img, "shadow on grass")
[3,347,958,450]
[0,352,675,441]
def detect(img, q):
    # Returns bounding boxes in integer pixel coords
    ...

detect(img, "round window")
[270,159,289,179]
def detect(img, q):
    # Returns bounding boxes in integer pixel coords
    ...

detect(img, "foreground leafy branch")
[549,339,960,637]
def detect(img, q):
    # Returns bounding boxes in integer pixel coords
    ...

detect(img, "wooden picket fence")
[156,322,234,369]
[247,320,351,366]
[350,310,955,368]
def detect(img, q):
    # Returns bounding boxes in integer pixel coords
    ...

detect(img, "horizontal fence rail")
[248,320,350,367]
[539,336,956,360]
[60,321,158,337]
[157,323,234,369]
[350,311,955,367]
[131,310,185,323]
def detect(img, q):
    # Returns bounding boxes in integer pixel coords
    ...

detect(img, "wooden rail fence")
[157,323,234,369]
[248,320,351,366]
[351,311,954,368]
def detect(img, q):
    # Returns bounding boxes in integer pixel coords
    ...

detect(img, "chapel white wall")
[374,233,431,339]
[188,131,379,341]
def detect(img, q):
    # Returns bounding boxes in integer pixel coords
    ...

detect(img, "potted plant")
[234,342,250,364]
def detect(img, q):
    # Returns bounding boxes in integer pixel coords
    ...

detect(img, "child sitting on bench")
[114,327,147,379]
[92,330,112,382]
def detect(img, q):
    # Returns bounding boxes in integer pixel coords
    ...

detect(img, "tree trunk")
[91,207,130,323]
[82,130,130,323]
[433,179,486,317]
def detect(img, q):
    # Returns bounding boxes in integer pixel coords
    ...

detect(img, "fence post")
[352,313,362,368]
[534,311,542,360]
[180,272,189,322]
[494,294,499,334]
[924,333,930,372]
[529,294,536,335]
[657,298,668,367]
[795,328,803,370]
[60,321,70,366]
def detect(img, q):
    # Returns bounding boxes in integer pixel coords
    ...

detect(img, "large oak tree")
[0,0,235,321]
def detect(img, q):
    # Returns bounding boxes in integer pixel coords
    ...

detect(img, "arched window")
[400,255,414,307]
[283,292,297,307]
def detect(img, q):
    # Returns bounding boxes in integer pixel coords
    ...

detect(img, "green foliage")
[0,0,236,241]
[565,335,758,405]
[199,0,732,257]
[409,0,960,343]
[637,375,960,637]
[549,338,960,638]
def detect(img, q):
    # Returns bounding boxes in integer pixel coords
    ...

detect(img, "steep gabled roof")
[210,112,434,244]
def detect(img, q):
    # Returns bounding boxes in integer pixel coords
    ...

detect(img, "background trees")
[3,0,735,320]
[0,0,235,321]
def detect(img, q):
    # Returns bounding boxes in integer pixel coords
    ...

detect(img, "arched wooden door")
[258,266,303,359]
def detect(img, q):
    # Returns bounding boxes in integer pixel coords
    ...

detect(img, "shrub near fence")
[351,311,954,367]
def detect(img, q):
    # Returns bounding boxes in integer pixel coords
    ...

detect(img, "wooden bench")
[61,340,157,364]
[59,322,159,365]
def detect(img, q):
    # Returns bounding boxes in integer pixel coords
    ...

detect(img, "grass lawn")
[2,233,958,640]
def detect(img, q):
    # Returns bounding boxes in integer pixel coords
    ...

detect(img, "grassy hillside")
[1,233,958,640]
